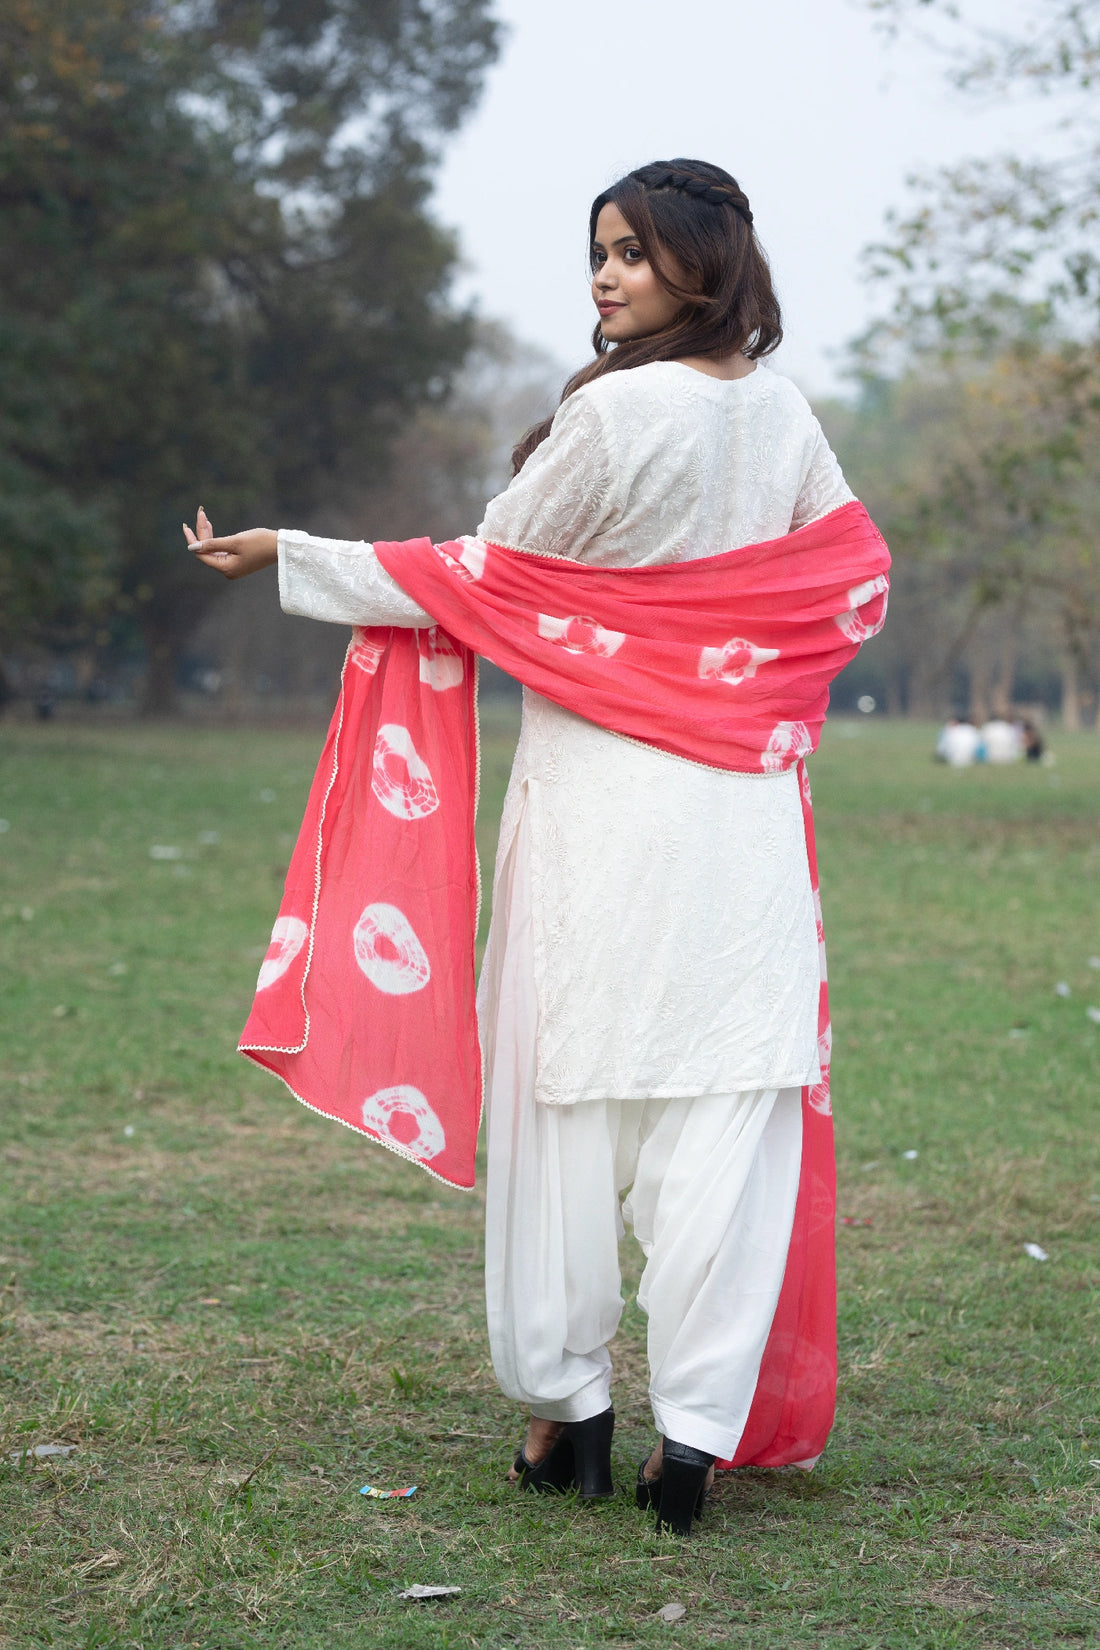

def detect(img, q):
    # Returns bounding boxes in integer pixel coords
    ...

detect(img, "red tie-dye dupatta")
[239,497,889,1469]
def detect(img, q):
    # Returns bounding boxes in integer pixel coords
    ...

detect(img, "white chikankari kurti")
[278,361,853,1104]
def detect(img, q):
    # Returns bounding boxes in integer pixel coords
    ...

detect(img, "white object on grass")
[10,1443,76,1461]
[656,1602,687,1623]
[1023,1243,1049,1262]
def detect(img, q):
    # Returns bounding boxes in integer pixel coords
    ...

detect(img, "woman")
[187,159,878,1537]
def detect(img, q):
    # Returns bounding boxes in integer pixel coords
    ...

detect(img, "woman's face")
[591,202,683,343]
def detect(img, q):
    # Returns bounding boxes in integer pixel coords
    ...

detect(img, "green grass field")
[1,710,1098,1649]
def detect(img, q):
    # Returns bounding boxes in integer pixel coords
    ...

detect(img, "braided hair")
[512,158,781,474]
[630,162,755,222]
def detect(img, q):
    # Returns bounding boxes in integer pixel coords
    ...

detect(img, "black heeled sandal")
[570,1406,615,1499]
[635,1455,660,1511]
[514,1407,615,1500]
[652,1438,714,1537]
[513,1431,575,1494]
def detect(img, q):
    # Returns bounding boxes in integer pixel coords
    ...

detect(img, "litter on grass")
[398,1584,459,1600]
[149,845,183,860]
[10,1443,76,1461]
[902,1149,919,1160]
[1086,1007,1100,1024]
[1023,1243,1049,1262]
[123,1125,135,1137]
[361,1483,417,1499]
[1054,981,1071,997]
[656,1602,687,1623]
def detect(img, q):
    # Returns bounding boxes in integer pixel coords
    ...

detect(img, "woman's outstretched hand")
[183,507,278,579]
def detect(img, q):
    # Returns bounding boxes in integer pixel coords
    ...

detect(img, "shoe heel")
[655,1438,714,1537]
[568,1407,614,1500]
[515,1432,575,1494]
[635,1455,660,1511]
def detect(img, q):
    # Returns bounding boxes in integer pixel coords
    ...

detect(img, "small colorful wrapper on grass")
[360,1483,417,1498]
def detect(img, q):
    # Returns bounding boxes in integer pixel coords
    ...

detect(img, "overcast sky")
[432,0,1060,397]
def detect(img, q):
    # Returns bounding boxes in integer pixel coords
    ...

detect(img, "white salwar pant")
[486,1081,803,1460]
[482,792,806,1461]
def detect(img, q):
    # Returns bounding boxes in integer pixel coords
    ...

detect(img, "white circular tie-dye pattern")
[697,637,780,686]
[371,724,440,820]
[835,575,889,645]
[761,720,813,773]
[256,915,309,990]
[361,1085,446,1160]
[808,1021,832,1115]
[417,626,464,691]
[536,613,626,657]
[352,902,431,994]
[437,536,487,584]
[348,628,387,676]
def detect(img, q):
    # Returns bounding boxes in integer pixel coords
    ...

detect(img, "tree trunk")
[140,632,182,717]
[1061,653,1080,731]
[991,626,1019,718]
[968,653,991,724]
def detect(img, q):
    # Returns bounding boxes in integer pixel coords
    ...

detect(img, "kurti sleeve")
[478,389,618,559]
[277,530,433,628]
[790,422,855,531]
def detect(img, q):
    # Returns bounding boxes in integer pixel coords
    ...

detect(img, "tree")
[845,0,1100,722]
[830,348,1100,720]
[189,321,564,714]
[0,0,499,711]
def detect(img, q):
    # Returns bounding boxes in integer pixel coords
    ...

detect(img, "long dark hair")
[511,158,782,474]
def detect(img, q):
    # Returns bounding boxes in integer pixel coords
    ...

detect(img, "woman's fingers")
[182,523,277,579]
[182,506,214,550]
[192,536,236,559]
[187,536,240,578]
